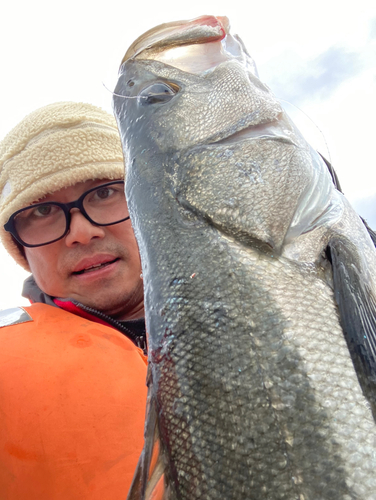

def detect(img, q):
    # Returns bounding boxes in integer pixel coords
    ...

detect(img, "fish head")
[114,16,281,152]
[113,16,336,255]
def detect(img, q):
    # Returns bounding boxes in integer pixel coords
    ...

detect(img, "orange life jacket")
[0,303,148,499]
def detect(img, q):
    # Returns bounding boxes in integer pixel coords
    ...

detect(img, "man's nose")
[64,209,105,247]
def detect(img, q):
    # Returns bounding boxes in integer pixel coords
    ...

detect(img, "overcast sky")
[0,0,375,309]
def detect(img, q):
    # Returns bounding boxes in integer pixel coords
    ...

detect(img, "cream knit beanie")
[0,101,125,271]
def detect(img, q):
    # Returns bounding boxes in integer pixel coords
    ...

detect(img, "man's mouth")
[72,258,120,275]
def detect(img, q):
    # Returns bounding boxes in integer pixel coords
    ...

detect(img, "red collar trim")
[53,299,115,330]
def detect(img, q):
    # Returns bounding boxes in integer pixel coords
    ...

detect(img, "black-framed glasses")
[4,181,130,248]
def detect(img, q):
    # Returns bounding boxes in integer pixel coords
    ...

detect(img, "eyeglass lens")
[13,183,128,246]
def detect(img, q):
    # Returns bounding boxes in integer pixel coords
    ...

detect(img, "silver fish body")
[113,16,376,500]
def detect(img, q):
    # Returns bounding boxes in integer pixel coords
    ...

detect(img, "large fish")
[113,16,376,500]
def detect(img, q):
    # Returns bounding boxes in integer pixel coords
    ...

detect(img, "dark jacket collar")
[22,275,57,307]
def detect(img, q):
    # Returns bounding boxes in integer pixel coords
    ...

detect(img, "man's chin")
[73,283,144,321]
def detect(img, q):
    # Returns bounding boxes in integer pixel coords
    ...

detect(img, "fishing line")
[102,82,147,99]
[278,98,332,164]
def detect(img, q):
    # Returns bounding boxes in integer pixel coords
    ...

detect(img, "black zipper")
[74,301,147,354]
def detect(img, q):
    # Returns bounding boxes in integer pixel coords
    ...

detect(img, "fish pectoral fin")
[127,384,167,500]
[127,451,144,500]
[144,416,166,500]
[328,237,376,422]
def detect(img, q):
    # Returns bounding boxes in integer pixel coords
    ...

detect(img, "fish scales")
[137,212,375,499]
[113,15,376,500]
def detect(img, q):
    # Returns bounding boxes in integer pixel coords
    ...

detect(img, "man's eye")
[138,82,179,105]
[94,187,114,200]
[33,205,54,217]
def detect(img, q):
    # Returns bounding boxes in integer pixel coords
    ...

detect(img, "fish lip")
[71,254,120,274]
[210,115,302,148]
[122,16,229,63]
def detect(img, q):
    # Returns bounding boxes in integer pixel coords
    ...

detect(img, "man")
[0,102,147,499]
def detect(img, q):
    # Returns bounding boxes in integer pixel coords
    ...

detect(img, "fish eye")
[138,82,179,105]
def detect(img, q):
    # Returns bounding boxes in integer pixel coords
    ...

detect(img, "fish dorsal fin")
[327,237,376,422]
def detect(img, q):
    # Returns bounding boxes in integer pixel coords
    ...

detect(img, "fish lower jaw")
[212,114,304,147]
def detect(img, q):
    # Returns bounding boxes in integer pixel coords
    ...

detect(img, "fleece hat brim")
[0,102,125,271]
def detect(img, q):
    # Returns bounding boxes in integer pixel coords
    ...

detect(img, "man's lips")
[72,255,120,275]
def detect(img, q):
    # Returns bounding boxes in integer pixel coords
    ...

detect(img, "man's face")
[24,179,144,320]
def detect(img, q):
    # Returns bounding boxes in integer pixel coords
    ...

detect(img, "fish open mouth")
[122,16,229,63]
[121,15,259,78]
[72,258,120,275]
